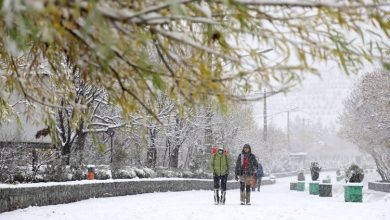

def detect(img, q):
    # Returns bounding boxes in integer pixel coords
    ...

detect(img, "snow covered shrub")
[157,169,175,178]
[182,171,194,178]
[34,174,45,183]
[310,162,321,181]
[142,167,155,178]
[322,175,331,183]
[44,161,68,182]
[174,171,183,178]
[95,169,111,180]
[192,169,213,179]
[297,171,305,181]
[346,164,364,183]
[12,171,26,183]
[134,167,146,178]
[71,168,86,181]
[113,169,137,179]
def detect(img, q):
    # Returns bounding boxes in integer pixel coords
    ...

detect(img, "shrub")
[95,170,111,180]
[182,171,194,178]
[310,162,321,181]
[297,171,305,181]
[134,168,146,178]
[72,169,86,181]
[157,169,175,178]
[346,164,364,183]
[113,169,136,179]
[12,172,26,183]
[142,168,155,178]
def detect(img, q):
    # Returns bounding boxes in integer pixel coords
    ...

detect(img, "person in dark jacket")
[253,160,264,191]
[235,144,258,205]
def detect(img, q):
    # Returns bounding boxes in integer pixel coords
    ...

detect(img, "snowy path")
[1,172,389,220]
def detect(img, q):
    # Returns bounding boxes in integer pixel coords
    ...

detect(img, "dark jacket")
[235,146,258,176]
[256,163,264,178]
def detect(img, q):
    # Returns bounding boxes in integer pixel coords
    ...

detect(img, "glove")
[235,175,239,181]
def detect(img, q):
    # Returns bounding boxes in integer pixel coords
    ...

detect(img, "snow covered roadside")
[0,175,274,213]
[0,172,388,220]
[0,177,272,188]
[0,178,213,189]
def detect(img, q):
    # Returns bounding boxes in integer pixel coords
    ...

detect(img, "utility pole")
[287,111,290,153]
[263,89,267,146]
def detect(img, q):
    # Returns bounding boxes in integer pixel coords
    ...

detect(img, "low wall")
[271,171,298,178]
[0,178,275,213]
[271,169,338,179]
[368,181,390,193]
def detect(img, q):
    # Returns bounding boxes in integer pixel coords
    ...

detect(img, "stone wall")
[0,178,275,213]
[368,181,390,193]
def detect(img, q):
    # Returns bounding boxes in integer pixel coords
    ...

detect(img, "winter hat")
[218,146,224,154]
[242,144,251,153]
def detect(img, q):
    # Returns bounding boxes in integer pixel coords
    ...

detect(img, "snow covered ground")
[1,172,389,220]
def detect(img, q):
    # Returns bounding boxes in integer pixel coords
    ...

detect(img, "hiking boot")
[220,191,226,205]
[214,189,219,205]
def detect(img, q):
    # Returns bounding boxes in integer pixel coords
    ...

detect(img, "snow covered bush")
[112,169,137,179]
[310,162,321,181]
[193,169,213,179]
[71,168,86,181]
[182,171,195,178]
[346,164,364,183]
[157,169,176,178]
[44,163,68,182]
[134,168,146,178]
[12,171,26,183]
[142,168,156,178]
[95,169,111,180]
[174,171,183,178]
[297,171,305,181]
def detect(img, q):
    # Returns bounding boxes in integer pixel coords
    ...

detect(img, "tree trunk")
[146,126,157,168]
[163,138,170,167]
[72,130,86,167]
[61,142,72,165]
[169,146,179,168]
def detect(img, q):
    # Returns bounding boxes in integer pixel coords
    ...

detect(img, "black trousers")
[214,174,228,191]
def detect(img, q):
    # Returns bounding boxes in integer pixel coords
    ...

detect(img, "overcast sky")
[252,67,359,131]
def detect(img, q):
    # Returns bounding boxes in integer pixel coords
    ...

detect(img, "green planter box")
[290,182,297,190]
[309,182,319,195]
[297,181,305,191]
[344,184,363,202]
[336,176,345,182]
[319,183,332,197]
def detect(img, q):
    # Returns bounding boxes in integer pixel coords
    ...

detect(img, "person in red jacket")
[235,144,258,205]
